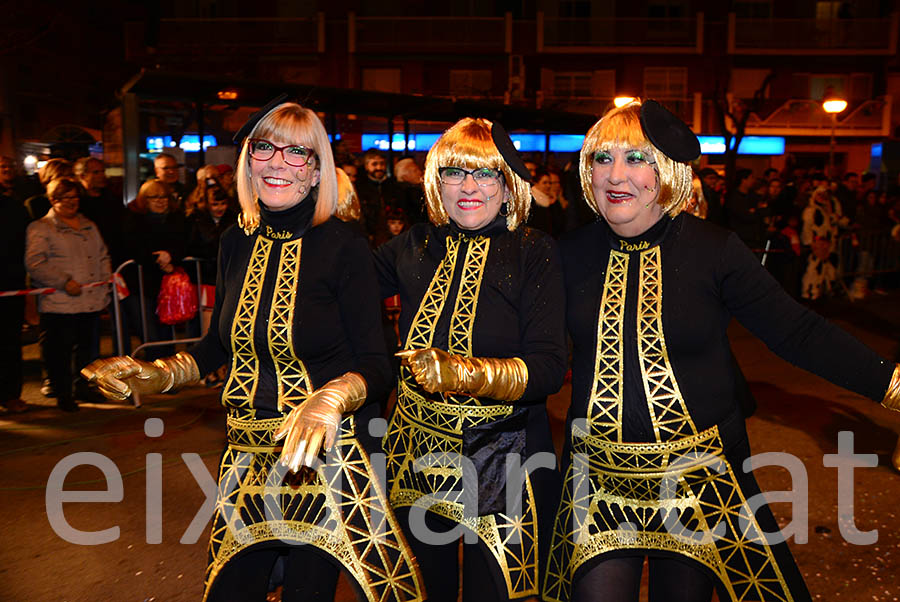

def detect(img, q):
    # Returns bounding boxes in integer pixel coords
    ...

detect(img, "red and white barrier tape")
[0,274,130,300]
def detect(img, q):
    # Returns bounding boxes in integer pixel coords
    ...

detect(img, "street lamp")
[822,96,847,179]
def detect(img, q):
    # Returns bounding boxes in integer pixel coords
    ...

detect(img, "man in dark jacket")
[75,157,127,267]
[699,167,726,226]
[355,150,402,244]
[835,171,858,222]
[728,168,764,249]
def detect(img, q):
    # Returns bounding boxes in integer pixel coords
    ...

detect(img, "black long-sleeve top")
[187,209,238,284]
[188,198,391,419]
[80,189,128,267]
[0,193,28,290]
[562,213,894,443]
[374,217,567,405]
[122,210,186,299]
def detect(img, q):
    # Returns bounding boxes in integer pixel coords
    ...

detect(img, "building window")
[805,73,872,100]
[731,69,772,98]
[815,1,841,20]
[449,70,493,97]
[553,72,593,97]
[648,0,686,19]
[361,68,402,94]
[733,0,773,19]
[643,67,687,98]
[558,1,590,18]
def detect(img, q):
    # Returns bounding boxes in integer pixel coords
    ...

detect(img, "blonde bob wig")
[424,117,532,230]
[579,100,693,219]
[235,103,337,234]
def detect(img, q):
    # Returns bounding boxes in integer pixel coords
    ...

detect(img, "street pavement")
[1,292,899,601]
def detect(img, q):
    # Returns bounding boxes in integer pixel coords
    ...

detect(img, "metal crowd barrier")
[110,257,206,407]
[836,229,900,281]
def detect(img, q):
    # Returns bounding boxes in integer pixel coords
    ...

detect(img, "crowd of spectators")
[0,144,898,414]
[697,165,900,301]
[0,152,239,412]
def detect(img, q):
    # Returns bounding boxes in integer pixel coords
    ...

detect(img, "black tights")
[206,547,339,602]
[572,555,715,602]
[396,508,506,602]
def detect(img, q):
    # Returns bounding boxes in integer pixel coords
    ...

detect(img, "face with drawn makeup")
[249,138,320,211]
[590,146,663,238]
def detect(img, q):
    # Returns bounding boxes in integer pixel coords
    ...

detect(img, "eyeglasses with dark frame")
[438,167,502,188]
[248,138,316,167]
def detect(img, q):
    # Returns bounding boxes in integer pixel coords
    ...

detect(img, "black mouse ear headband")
[232,93,290,145]
[638,99,700,163]
[490,122,532,183]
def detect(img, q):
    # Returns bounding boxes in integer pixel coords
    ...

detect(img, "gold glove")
[80,352,200,401]
[396,348,528,402]
[882,364,900,412]
[273,372,367,472]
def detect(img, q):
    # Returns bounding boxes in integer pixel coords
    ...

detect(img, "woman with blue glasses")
[375,117,567,602]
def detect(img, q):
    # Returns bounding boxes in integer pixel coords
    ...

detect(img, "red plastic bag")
[157,267,198,325]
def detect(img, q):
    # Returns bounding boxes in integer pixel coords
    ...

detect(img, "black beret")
[639,99,701,163]
[232,93,290,144]
[491,122,532,183]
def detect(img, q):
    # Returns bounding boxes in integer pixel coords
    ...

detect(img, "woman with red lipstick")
[83,100,422,602]
[375,117,567,602]
[542,99,900,602]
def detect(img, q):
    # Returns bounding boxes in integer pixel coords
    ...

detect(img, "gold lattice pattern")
[543,423,794,602]
[543,245,793,601]
[448,236,490,357]
[638,247,698,442]
[404,236,460,351]
[385,235,537,599]
[384,394,537,599]
[587,251,628,441]
[222,237,271,411]
[266,240,314,412]
[204,416,424,602]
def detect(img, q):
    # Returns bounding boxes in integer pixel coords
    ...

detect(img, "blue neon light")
[871,142,883,158]
[359,133,788,155]
[548,135,585,153]
[146,134,217,153]
[697,136,785,155]
[363,132,554,153]
[508,134,545,153]
[179,135,217,152]
[361,133,440,152]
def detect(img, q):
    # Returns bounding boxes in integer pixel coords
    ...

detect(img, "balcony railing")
[540,95,700,130]
[744,97,892,136]
[728,13,898,54]
[125,16,323,60]
[350,15,508,53]
[538,13,703,53]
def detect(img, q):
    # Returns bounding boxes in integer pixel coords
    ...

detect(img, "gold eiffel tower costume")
[545,214,898,602]
[190,200,423,602]
[375,219,567,600]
